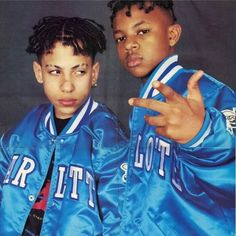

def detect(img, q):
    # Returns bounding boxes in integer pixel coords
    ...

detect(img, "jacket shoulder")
[173,69,235,103]
[2,104,49,141]
[88,102,126,130]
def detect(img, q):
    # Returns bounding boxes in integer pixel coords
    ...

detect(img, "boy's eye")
[115,36,126,44]
[49,70,61,75]
[137,29,150,35]
[74,70,86,76]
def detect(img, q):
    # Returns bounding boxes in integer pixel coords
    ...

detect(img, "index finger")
[152,81,184,102]
[128,97,170,114]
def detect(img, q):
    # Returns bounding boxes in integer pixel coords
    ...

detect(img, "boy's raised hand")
[128,70,205,144]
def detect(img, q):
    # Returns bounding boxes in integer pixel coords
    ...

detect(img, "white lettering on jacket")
[133,134,183,192]
[54,166,67,198]
[3,155,19,184]
[134,134,170,177]
[86,171,95,208]
[69,165,83,200]
[11,156,35,188]
[4,156,96,208]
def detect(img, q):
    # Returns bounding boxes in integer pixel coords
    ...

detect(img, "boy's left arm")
[94,119,128,235]
[177,82,235,205]
[129,71,236,204]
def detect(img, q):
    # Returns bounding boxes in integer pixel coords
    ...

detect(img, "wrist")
[179,111,211,148]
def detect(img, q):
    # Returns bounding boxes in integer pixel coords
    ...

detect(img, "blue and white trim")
[44,97,98,136]
[141,55,182,99]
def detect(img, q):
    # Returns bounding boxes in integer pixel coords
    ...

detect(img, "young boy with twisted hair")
[0,16,128,235]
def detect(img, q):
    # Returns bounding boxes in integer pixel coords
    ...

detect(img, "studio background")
[0,0,235,135]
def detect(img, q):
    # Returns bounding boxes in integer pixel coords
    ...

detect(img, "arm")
[176,85,235,206]
[93,117,128,235]
[129,71,235,205]
[0,134,12,200]
[128,70,235,151]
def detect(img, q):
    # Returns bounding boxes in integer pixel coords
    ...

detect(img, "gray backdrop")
[0,0,236,135]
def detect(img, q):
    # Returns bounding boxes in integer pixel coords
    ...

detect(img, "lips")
[59,99,77,106]
[126,54,143,68]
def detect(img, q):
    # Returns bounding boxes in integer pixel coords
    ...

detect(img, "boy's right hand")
[128,70,205,144]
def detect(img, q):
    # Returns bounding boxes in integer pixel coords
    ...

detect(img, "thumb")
[187,70,204,102]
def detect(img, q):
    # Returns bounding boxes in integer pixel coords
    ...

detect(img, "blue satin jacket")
[121,55,235,236]
[0,97,128,236]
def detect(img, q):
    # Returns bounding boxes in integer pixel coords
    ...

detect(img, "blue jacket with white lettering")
[0,97,128,236]
[121,55,235,236]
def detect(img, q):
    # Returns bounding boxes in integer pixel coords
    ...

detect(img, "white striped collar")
[44,97,98,136]
[141,55,183,99]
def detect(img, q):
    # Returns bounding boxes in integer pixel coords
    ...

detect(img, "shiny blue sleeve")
[92,115,128,235]
[176,83,235,206]
[0,134,11,198]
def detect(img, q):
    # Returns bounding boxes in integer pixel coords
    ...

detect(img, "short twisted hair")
[26,16,106,61]
[107,0,177,28]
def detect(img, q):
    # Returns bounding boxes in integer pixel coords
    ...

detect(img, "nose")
[125,37,139,52]
[61,75,74,93]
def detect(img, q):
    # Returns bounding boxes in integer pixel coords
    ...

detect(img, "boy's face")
[33,42,99,119]
[113,4,180,78]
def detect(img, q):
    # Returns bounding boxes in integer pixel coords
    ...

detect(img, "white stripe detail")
[49,118,55,135]
[45,111,55,135]
[152,65,183,97]
[44,112,50,127]
[66,98,91,134]
[90,101,98,114]
[142,55,178,99]
[189,121,212,148]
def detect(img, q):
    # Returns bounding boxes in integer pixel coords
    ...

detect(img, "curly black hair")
[26,16,106,61]
[107,0,177,28]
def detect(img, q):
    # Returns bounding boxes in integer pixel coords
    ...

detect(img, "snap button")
[28,195,35,202]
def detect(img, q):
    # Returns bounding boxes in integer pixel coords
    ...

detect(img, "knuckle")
[172,106,181,115]
[148,99,157,108]
[165,128,173,138]
[168,88,175,97]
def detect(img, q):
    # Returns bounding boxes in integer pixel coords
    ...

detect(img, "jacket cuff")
[180,111,212,148]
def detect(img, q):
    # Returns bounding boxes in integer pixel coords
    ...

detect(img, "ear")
[91,61,100,86]
[33,61,43,84]
[168,23,182,47]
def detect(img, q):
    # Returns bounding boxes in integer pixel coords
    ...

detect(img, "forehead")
[41,42,92,65]
[113,4,171,31]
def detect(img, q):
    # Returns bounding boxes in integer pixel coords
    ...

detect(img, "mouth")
[58,99,77,106]
[126,54,143,68]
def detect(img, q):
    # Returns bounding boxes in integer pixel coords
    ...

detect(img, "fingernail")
[197,70,204,76]
[152,81,160,88]
[128,98,134,105]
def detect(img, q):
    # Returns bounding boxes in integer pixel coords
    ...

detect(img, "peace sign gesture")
[129,70,205,144]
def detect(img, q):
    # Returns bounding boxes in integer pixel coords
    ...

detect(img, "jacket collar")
[140,54,183,99]
[44,97,98,136]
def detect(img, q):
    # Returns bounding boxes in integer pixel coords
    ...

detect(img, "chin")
[129,70,149,79]
[127,67,150,79]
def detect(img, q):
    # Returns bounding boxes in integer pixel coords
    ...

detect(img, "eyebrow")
[133,20,146,28]
[45,64,88,69]
[114,20,148,34]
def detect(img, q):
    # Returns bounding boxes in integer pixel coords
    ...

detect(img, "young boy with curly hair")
[0,16,128,236]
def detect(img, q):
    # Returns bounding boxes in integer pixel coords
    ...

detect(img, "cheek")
[43,81,58,100]
[147,40,170,61]
[74,78,91,92]
[116,46,125,60]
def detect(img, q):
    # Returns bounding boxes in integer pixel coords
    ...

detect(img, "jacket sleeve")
[0,133,12,201]
[175,84,235,207]
[93,117,129,236]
